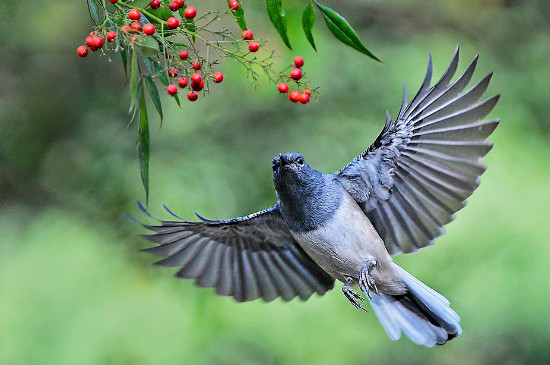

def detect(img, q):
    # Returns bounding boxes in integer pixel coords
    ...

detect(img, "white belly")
[291,192,392,282]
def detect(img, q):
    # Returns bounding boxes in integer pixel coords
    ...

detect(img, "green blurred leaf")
[144,75,163,124]
[315,1,381,62]
[87,0,105,25]
[227,0,248,31]
[302,0,316,51]
[136,35,160,57]
[133,0,151,8]
[129,49,140,112]
[266,0,292,50]
[137,86,150,205]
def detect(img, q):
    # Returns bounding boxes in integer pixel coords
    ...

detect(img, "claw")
[359,259,378,299]
[342,277,368,312]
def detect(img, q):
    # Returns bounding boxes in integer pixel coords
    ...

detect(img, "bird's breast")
[291,192,392,281]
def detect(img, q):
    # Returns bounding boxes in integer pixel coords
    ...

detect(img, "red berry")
[290,67,302,80]
[179,50,189,59]
[131,36,138,42]
[168,68,179,77]
[294,56,304,68]
[248,42,259,52]
[143,23,156,35]
[128,9,141,20]
[178,77,188,88]
[242,29,253,40]
[299,93,310,104]
[91,36,104,49]
[85,36,94,47]
[167,17,180,28]
[229,1,239,10]
[213,72,224,83]
[131,21,142,31]
[175,0,185,7]
[192,61,201,70]
[169,2,179,11]
[288,90,300,102]
[191,80,204,91]
[167,84,178,95]
[277,83,289,93]
[121,25,130,32]
[77,45,88,57]
[109,0,118,3]
[106,31,117,41]
[150,0,161,9]
[303,88,312,96]
[184,6,197,19]
[191,73,202,84]
[187,91,199,101]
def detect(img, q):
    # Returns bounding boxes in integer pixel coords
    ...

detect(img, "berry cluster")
[78,0,317,110]
[277,57,313,104]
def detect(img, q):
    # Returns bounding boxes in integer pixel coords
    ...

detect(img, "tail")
[365,266,462,347]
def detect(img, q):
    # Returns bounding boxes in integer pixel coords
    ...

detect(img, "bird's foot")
[359,259,378,299]
[342,277,367,312]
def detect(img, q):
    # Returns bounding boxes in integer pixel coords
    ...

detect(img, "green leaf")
[129,49,140,112]
[136,35,160,57]
[128,78,144,127]
[266,0,292,50]
[144,75,163,124]
[302,0,316,51]
[146,7,172,23]
[87,0,104,25]
[315,1,381,62]
[137,87,150,205]
[227,0,247,31]
[120,49,128,77]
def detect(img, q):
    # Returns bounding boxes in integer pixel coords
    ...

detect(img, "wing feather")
[338,47,499,254]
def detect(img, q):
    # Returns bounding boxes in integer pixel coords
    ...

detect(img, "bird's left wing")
[136,203,335,302]
[336,46,499,255]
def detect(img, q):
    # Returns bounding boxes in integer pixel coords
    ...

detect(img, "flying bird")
[136,46,499,347]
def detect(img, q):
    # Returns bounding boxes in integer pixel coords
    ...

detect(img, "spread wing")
[136,202,335,302]
[336,46,499,255]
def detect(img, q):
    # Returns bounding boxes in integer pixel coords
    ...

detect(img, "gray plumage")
[135,46,499,347]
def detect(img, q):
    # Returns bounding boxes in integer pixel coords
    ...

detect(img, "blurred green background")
[2,0,550,364]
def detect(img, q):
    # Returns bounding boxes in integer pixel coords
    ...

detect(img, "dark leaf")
[137,86,150,205]
[266,0,292,50]
[302,0,316,51]
[145,75,163,123]
[179,6,196,42]
[136,35,160,57]
[128,78,144,127]
[120,49,128,77]
[146,6,172,22]
[315,1,381,62]
[87,0,104,25]
[129,49,140,112]
[227,0,248,31]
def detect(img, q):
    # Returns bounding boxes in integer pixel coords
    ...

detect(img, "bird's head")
[272,152,311,190]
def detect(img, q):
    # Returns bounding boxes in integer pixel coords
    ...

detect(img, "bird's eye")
[296,157,304,165]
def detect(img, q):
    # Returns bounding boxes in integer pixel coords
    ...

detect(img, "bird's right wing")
[136,203,335,303]
[337,46,499,255]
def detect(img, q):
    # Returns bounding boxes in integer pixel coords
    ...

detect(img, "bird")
[135,46,499,347]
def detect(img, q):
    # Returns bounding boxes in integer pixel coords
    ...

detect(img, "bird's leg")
[342,276,367,312]
[359,258,378,299]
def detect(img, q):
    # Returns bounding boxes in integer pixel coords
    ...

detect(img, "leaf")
[137,87,150,205]
[120,49,128,77]
[128,78,144,127]
[146,7,173,23]
[144,75,163,123]
[129,49,140,112]
[136,35,160,57]
[227,0,247,31]
[87,0,105,25]
[179,6,197,42]
[315,1,381,62]
[266,0,292,50]
[302,0,316,51]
